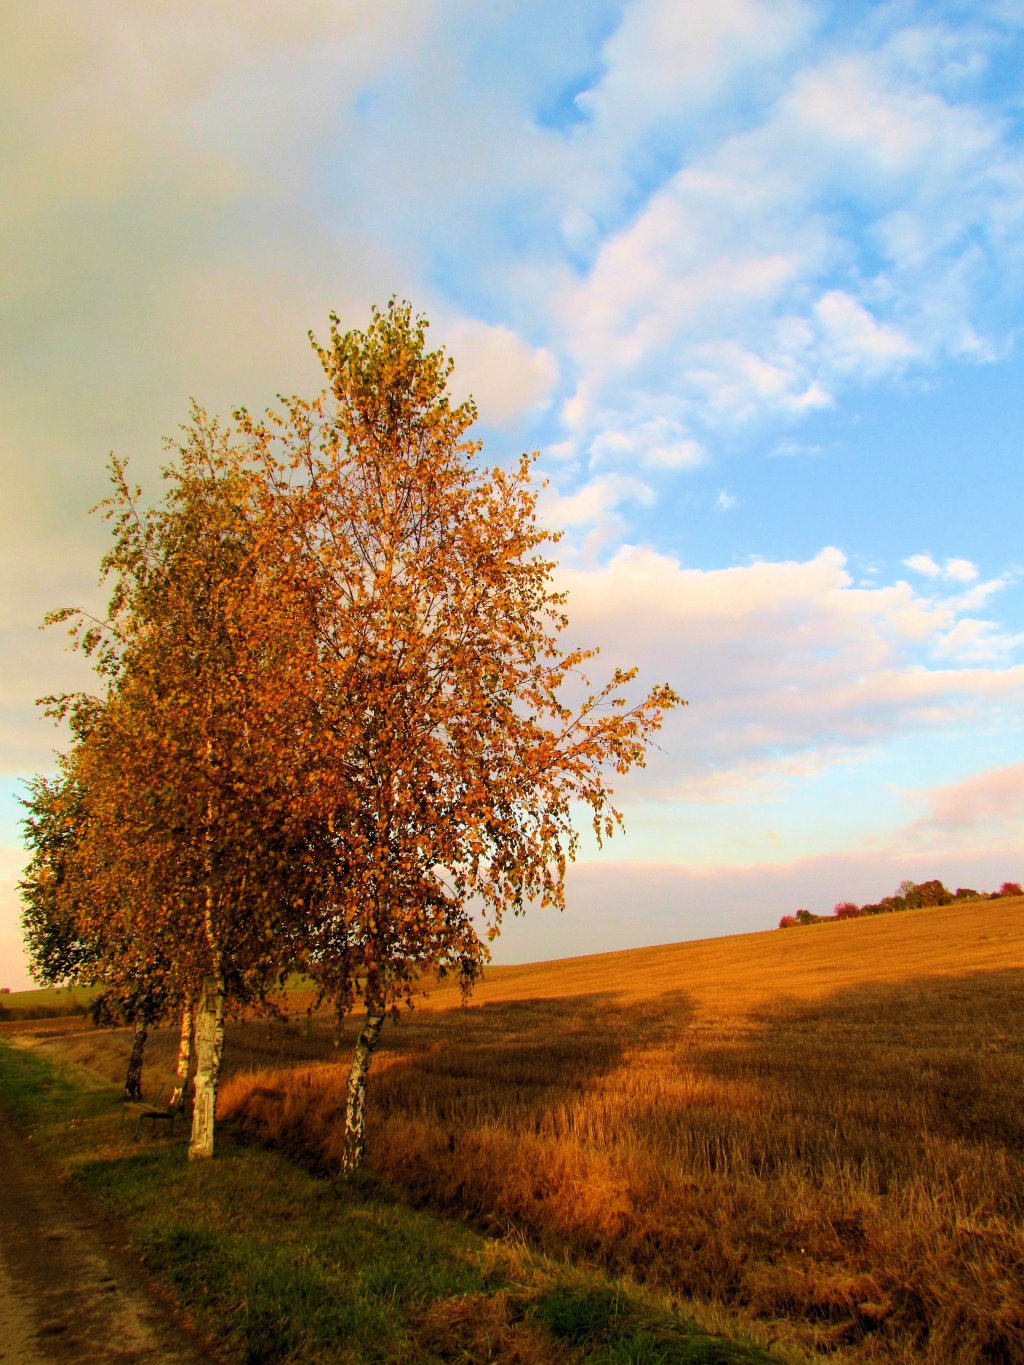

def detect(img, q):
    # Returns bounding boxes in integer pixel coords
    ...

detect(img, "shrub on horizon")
[776,876,1020,929]
[832,901,863,920]
[794,908,826,925]
[912,879,953,907]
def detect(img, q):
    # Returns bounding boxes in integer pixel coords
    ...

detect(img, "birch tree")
[240,302,683,1172]
[20,755,179,1103]
[27,419,322,1158]
[25,302,682,1174]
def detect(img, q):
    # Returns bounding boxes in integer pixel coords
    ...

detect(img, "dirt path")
[0,1109,213,1364]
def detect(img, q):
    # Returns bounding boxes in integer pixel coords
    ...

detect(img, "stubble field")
[14,895,1024,1364]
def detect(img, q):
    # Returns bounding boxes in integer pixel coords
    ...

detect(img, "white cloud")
[899,560,1012,658]
[579,0,813,133]
[813,290,916,374]
[589,416,705,471]
[944,556,980,583]
[904,554,982,586]
[556,545,1024,798]
[904,553,943,577]
[551,13,1024,467]
[933,613,1024,664]
[443,319,557,426]
[541,473,655,529]
[716,490,737,511]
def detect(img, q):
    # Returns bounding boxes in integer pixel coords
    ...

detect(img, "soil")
[0,1091,213,1364]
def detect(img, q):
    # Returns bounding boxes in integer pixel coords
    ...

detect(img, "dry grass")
[18,896,1024,1363]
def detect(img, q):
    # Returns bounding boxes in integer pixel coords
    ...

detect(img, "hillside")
[9,896,1024,1364]
[445,890,1024,1007]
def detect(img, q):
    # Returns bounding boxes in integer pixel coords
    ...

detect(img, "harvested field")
[17,896,1024,1363]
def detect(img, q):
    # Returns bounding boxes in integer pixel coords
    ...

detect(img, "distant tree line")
[778,878,1023,929]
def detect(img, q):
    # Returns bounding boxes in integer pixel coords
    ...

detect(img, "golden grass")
[20,896,1024,1363]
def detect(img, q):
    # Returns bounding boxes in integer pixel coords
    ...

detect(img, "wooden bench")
[122,1101,177,1140]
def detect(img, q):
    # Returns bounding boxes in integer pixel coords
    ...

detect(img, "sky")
[2,0,1023,988]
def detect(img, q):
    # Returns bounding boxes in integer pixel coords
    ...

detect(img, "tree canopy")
[22,301,682,1167]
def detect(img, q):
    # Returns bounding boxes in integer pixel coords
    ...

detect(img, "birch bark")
[189,744,225,1161]
[188,972,224,1160]
[341,1008,385,1174]
[168,999,194,1114]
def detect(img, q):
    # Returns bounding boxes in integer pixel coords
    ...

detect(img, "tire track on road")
[0,1107,212,1364]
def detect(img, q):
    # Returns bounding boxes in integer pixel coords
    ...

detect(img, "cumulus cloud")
[944,557,980,583]
[813,290,915,374]
[579,0,812,131]
[904,554,982,585]
[914,762,1024,834]
[904,553,943,577]
[443,319,557,426]
[540,473,655,531]
[556,545,1024,798]
[553,9,1024,472]
[589,416,705,471]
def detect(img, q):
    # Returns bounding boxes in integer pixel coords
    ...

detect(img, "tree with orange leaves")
[20,719,192,1104]
[26,302,681,1172]
[26,418,326,1158]
[239,301,683,1171]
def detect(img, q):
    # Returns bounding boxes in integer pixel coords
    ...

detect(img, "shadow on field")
[367,989,697,1127]
[681,966,1024,1162]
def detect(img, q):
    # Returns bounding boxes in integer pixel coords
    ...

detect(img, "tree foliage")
[23,418,324,1153]
[21,301,682,1168]
[777,876,1022,929]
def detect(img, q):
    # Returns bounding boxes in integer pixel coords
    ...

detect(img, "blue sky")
[2,0,1023,985]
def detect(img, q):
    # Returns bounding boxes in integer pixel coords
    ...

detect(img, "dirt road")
[0,1110,212,1364]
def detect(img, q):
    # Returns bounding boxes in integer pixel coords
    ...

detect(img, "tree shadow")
[366,988,696,1126]
[664,966,1024,1172]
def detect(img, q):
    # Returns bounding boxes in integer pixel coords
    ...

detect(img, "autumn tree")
[832,901,862,921]
[20,767,95,987]
[238,301,682,1171]
[26,303,681,1172]
[20,750,175,1101]
[26,420,326,1157]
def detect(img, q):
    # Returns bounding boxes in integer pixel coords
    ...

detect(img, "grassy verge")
[0,1042,783,1365]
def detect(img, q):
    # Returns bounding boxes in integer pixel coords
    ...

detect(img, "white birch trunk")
[168,1000,194,1114]
[342,1008,385,1174]
[188,974,225,1160]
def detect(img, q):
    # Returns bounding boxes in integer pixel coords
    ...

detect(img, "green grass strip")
[0,1042,779,1365]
